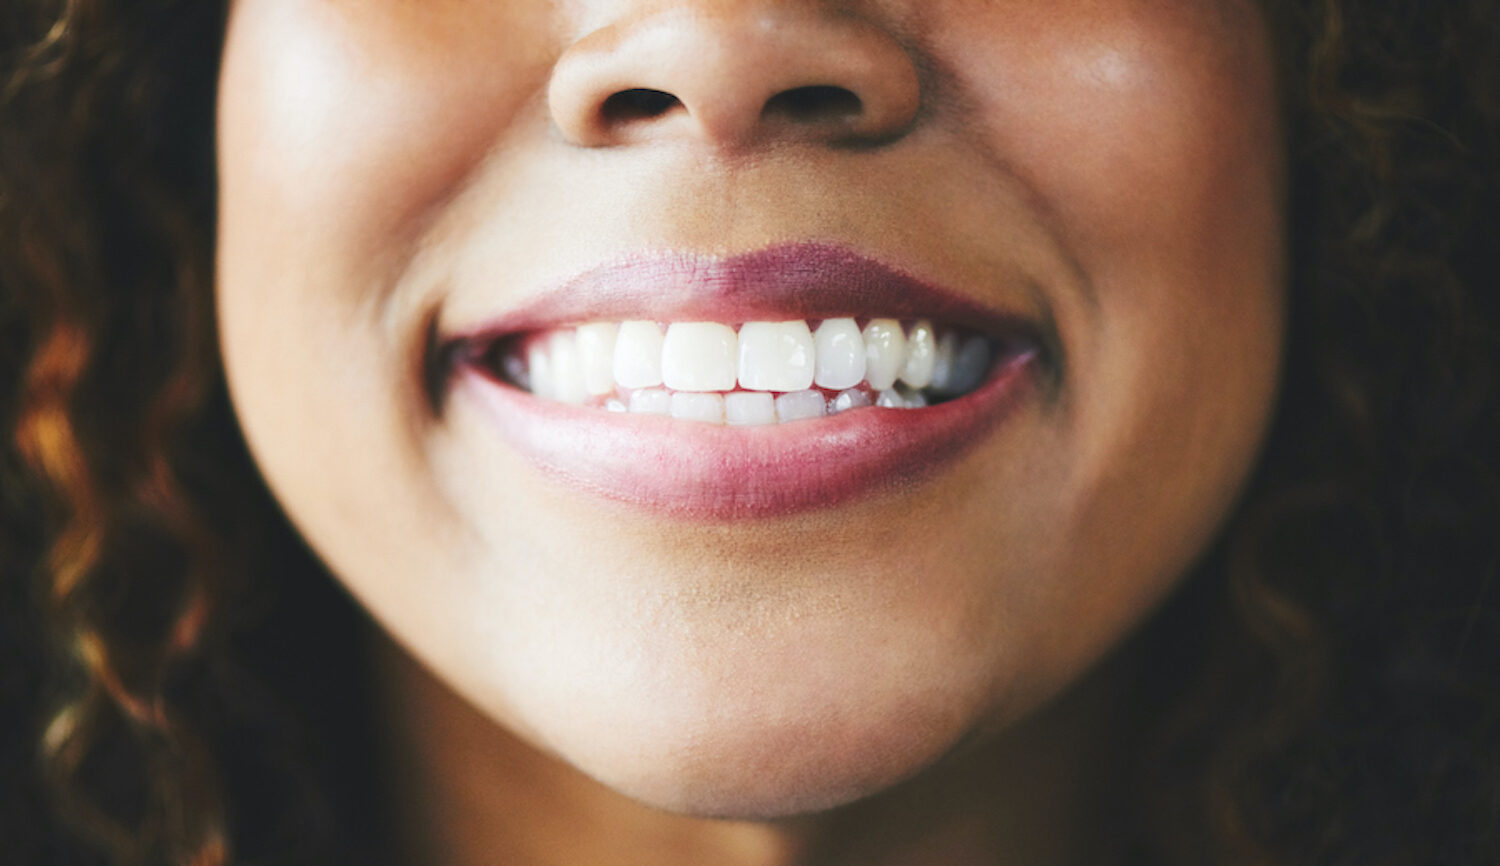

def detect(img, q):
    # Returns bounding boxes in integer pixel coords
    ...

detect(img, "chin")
[492,625,993,820]
[571,699,974,819]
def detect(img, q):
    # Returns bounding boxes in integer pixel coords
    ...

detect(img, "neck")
[371,632,1142,866]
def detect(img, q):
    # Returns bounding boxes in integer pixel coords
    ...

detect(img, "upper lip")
[439,241,1055,360]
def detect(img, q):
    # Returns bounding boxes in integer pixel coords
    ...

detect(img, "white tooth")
[830,389,872,414]
[862,319,906,391]
[904,390,929,409]
[548,331,587,404]
[670,392,725,424]
[775,389,826,423]
[813,318,866,390]
[899,320,935,389]
[725,391,777,426]
[738,321,815,392]
[527,341,555,400]
[662,322,738,392]
[929,331,960,393]
[629,388,672,415]
[949,337,993,394]
[875,388,904,408]
[605,398,628,413]
[576,322,619,396]
[613,321,665,389]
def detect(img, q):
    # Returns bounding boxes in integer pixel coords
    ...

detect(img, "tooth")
[527,341,555,399]
[813,318,866,390]
[670,392,725,424]
[548,331,587,404]
[605,398,628,413]
[830,389,872,414]
[662,322,738,392]
[629,388,672,415]
[775,389,826,423]
[502,352,531,391]
[875,388,904,408]
[738,321,815,392]
[904,389,929,409]
[862,319,906,391]
[929,331,960,393]
[899,320,935,389]
[614,321,665,389]
[725,391,777,426]
[576,322,619,396]
[948,337,993,394]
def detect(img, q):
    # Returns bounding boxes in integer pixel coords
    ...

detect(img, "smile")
[444,243,1054,518]
[479,317,1003,424]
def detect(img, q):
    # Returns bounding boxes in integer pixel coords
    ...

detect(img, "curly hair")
[1138,1,1500,863]
[1,2,246,863]
[2,0,1497,864]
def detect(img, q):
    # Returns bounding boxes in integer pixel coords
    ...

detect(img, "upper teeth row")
[506,318,993,404]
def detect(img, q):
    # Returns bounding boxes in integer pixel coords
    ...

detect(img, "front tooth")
[670,392,725,424]
[830,389,873,414]
[576,322,619,396]
[899,320,935,389]
[862,319,906,391]
[725,391,776,426]
[875,388,904,408]
[614,321,664,389]
[775,389,826,423]
[929,331,960,393]
[629,388,672,415]
[662,322,738,392]
[738,321,815,392]
[549,331,587,404]
[813,318,866,390]
[527,341,555,399]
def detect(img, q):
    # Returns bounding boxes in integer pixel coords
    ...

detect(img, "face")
[217,0,1283,818]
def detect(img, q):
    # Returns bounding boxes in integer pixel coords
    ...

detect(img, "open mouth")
[465,317,1018,425]
[443,243,1053,519]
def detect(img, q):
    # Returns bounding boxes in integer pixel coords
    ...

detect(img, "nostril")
[602,88,684,123]
[762,85,863,123]
[550,11,920,148]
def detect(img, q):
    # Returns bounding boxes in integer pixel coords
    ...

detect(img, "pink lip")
[447,242,1045,343]
[443,243,1052,520]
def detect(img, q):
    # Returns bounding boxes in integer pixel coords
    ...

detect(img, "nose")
[548,5,921,149]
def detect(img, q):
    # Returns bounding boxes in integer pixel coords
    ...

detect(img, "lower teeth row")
[599,383,931,426]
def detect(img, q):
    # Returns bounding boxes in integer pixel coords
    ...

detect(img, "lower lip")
[454,355,1039,521]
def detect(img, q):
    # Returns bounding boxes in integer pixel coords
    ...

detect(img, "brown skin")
[216,0,1283,863]
[372,617,1144,865]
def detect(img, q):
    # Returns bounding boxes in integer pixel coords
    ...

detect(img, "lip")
[445,242,1046,344]
[442,243,1051,520]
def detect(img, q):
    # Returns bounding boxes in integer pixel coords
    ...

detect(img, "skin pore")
[215,1,1284,863]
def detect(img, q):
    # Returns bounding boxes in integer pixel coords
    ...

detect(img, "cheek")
[935,1,1283,275]
[941,2,1286,387]
[217,0,553,297]
[935,0,1285,639]
[215,0,557,535]
[213,0,556,616]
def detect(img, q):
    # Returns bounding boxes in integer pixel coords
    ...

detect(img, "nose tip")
[548,7,921,149]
